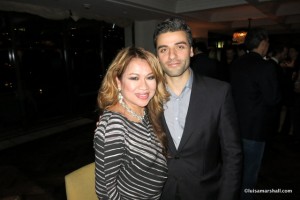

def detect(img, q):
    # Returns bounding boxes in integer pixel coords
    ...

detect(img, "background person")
[279,45,300,138]
[190,41,220,79]
[230,28,281,200]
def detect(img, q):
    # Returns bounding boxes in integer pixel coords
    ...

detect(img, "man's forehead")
[157,31,188,43]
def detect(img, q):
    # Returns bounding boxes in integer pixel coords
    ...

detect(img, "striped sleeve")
[94,114,126,200]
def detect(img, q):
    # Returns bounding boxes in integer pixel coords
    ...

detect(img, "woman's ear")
[116,77,121,90]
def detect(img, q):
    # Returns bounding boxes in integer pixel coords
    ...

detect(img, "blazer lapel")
[162,114,177,154]
[177,75,202,152]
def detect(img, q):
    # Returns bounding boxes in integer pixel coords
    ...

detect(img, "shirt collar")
[186,68,193,89]
[271,57,279,64]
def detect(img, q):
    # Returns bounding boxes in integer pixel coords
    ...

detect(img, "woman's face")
[116,58,157,113]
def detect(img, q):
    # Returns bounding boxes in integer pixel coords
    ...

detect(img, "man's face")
[226,49,236,60]
[279,47,288,62]
[156,31,193,78]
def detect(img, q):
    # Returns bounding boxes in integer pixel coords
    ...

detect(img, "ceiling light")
[232,18,251,44]
[232,30,247,44]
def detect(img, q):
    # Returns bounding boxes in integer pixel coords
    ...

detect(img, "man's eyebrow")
[175,41,188,45]
[157,41,188,50]
[157,45,167,50]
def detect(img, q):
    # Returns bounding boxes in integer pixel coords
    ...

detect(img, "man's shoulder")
[195,74,228,84]
[232,53,271,70]
[194,74,230,91]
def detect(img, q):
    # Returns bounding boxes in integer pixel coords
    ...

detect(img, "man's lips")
[168,61,180,67]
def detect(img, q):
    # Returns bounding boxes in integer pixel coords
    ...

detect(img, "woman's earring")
[118,88,123,102]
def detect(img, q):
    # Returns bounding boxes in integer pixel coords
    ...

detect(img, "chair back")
[65,162,98,200]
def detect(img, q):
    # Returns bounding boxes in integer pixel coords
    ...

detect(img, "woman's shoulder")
[95,110,127,138]
[100,109,127,124]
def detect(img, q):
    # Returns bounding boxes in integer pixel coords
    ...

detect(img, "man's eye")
[177,45,186,49]
[159,48,167,53]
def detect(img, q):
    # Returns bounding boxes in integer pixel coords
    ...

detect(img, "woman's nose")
[139,79,149,89]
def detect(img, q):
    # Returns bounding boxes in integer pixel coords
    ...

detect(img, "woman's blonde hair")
[97,46,169,155]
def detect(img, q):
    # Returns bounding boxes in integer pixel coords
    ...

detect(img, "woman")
[94,47,169,200]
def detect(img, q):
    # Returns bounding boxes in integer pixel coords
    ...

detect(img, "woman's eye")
[147,76,155,80]
[129,77,138,80]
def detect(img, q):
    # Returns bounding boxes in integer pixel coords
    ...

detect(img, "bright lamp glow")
[232,31,247,44]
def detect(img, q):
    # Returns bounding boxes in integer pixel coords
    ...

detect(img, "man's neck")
[165,69,191,96]
[252,40,268,58]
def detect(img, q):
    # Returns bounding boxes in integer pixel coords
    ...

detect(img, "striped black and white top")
[94,110,167,200]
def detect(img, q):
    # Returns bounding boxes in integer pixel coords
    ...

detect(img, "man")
[220,44,238,82]
[230,28,281,200]
[281,45,300,140]
[268,44,288,136]
[153,18,242,200]
[190,41,220,79]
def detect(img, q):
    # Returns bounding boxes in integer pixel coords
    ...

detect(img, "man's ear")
[190,46,194,57]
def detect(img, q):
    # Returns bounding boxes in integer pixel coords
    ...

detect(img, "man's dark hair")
[153,18,193,49]
[244,28,268,51]
[289,44,300,52]
[237,44,246,52]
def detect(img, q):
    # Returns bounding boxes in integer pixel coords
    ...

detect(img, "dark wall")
[0,11,125,135]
